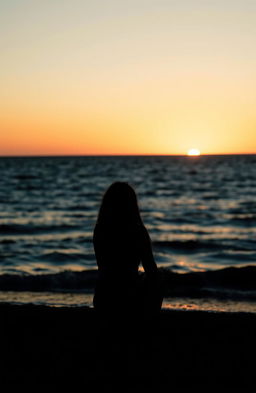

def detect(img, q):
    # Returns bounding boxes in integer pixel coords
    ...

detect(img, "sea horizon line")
[0,153,255,158]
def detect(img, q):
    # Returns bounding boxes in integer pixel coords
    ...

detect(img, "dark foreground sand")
[2,304,256,392]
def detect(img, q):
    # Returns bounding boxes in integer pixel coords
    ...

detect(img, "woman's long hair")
[96,182,143,226]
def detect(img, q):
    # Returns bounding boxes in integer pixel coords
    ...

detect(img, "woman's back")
[93,222,154,274]
[93,182,162,318]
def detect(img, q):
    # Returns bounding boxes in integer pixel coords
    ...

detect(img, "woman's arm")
[140,226,158,274]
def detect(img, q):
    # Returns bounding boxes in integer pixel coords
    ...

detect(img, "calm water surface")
[0,155,255,311]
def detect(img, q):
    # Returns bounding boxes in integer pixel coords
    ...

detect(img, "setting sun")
[187,148,201,156]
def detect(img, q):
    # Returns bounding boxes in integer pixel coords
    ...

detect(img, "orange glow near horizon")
[0,1,256,156]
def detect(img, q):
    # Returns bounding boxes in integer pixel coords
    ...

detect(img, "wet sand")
[2,304,255,391]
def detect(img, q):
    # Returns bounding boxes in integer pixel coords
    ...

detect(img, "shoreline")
[1,297,256,314]
[2,303,256,390]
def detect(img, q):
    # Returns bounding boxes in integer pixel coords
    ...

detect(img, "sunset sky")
[1,0,256,155]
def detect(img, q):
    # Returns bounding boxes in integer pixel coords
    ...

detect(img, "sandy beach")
[2,304,255,391]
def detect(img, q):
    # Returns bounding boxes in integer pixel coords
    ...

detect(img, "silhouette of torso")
[93,223,158,314]
[94,222,156,273]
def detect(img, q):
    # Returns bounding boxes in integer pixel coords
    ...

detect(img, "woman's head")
[97,182,142,226]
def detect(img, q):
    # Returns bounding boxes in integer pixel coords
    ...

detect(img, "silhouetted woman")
[93,182,162,320]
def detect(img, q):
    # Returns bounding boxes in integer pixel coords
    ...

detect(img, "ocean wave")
[0,223,83,235]
[159,266,256,300]
[153,239,255,252]
[153,240,215,250]
[203,251,256,262]
[0,266,255,301]
[0,239,16,244]
[37,251,95,263]
[15,174,39,180]
[0,270,98,291]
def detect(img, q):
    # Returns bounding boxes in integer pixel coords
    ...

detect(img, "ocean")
[0,155,256,312]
